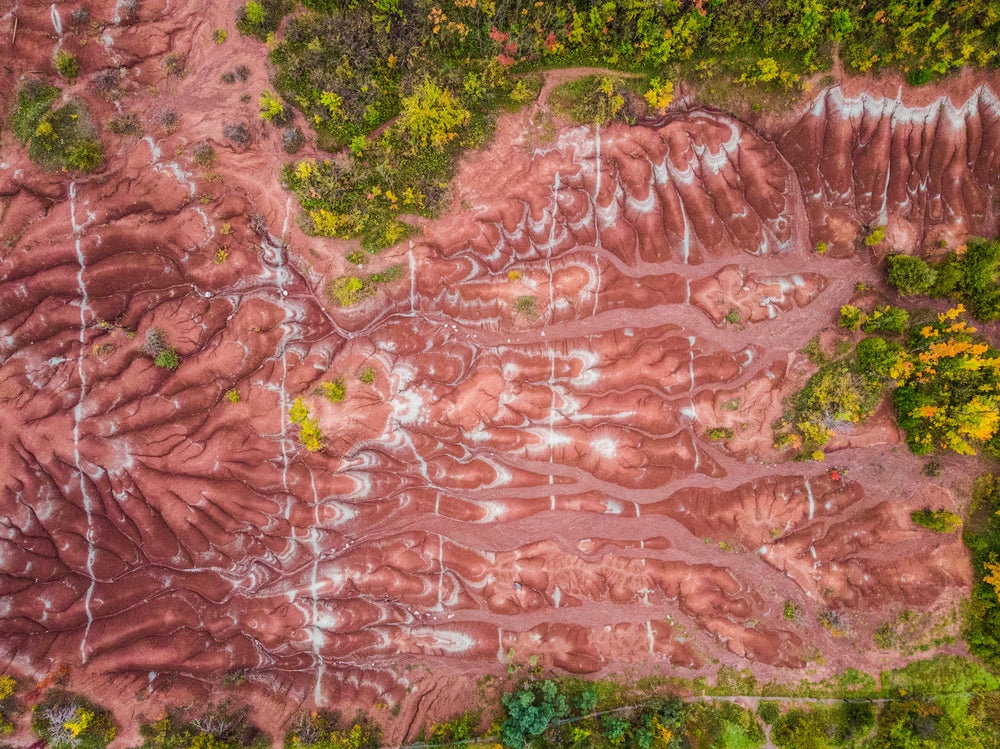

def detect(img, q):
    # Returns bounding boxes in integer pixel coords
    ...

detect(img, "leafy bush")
[891,307,1000,456]
[963,475,1000,669]
[644,77,674,111]
[854,337,902,378]
[259,90,287,123]
[707,427,734,440]
[679,702,764,749]
[288,398,324,451]
[865,225,887,246]
[11,80,103,172]
[137,703,267,749]
[887,255,936,295]
[399,79,470,150]
[31,692,116,749]
[55,50,81,81]
[861,305,908,334]
[838,305,865,330]
[551,75,626,125]
[317,380,346,402]
[425,712,477,746]
[911,509,962,533]
[235,0,290,40]
[284,709,379,749]
[154,349,180,370]
[757,701,780,726]
[501,681,568,748]
[957,239,1000,321]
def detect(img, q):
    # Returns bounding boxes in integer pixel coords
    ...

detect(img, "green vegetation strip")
[241,0,1000,259]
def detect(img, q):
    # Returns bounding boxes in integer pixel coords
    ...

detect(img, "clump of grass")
[156,108,179,133]
[360,368,376,384]
[325,265,405,307]
[514,295,538,318]
[819,609,851,637]
[55,50,81,81]
[193,143,217,168]
[164,52,186,77]
[109,113,143,137]
[707,427,734,440]
[225,388,241,403]
[783,601,801,621]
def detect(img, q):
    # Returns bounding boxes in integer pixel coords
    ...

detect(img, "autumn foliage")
[891,306,1000,457]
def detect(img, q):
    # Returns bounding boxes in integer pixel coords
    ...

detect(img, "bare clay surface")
[0,0,996,740]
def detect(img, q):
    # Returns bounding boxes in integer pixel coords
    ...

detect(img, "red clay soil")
[1,0,999,743]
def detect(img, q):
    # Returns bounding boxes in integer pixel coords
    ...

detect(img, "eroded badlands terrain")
[1,0,999,737]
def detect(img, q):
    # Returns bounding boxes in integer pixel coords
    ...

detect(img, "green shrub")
[855,336,902,378]
[360,368,376,384]
[225,389,241,403]
[259,90,287,123]
[55,50,81,81]
[865,225,887,246]
[707,427,734,440]
[911,508,962,533]
[235,0,290,40]
[958,239,1000,321]
[861,305,908,334]
[154,349,180,369]
[794,360,882,424]
[399,79,470,150]
[31,692,116,749]
[550,75,626,125]
[0,676,16,736]
[11,81,103,172]
[285,709,379,749]
[783,600,801,621]
[680,702,764,749]
[138,703,267,749]
[501,681,568,748]
[887,255,936,295]
[757,701,780,725]
[962,476,1000,669]
[838,304,866,330]
[317,379,346,402]
[426,711,478,745]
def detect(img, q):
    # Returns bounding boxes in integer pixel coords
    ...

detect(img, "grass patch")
[911,509,962,533]
[11,80,103,172]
